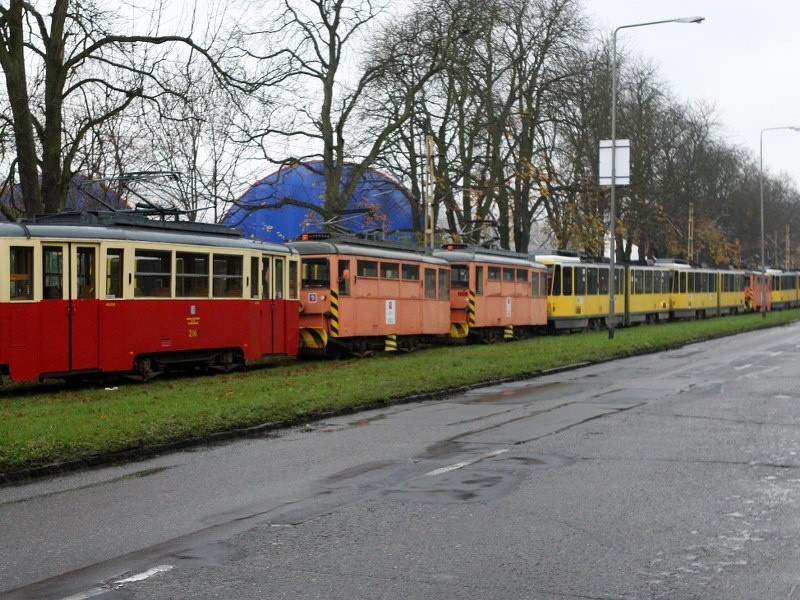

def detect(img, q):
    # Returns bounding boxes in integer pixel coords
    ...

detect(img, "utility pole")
[786,224,791,270]
[424,135,435,249]
[687,203,694,262]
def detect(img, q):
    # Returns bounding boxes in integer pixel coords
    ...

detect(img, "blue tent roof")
[223,161,419,243]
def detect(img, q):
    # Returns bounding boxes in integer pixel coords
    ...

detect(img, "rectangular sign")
[386,299,396,325]
[599,139,630,185]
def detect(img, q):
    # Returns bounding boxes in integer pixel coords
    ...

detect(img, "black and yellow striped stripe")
[299,328,328,349]
[329,288,340,337]
[467,289,476,327]
[450,322,469,338]
[385,334,398,352]
[503,325,514,339]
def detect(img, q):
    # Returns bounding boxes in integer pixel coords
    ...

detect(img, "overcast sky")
[584,0,800,187]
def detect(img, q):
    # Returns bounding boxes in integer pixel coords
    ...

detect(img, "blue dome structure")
[223,161,419,243]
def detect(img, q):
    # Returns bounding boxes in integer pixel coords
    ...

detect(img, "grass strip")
[1,310,798,474]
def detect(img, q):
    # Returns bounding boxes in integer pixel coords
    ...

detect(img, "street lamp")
[607,16,704,339]
[759,126,800,317]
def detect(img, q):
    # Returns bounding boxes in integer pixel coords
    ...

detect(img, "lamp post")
[759,126,800,317]
[607,16,704,339]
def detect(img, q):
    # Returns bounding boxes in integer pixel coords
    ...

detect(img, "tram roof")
[2,211,293,254]
[287,236,449,266]
[433,245,545,269]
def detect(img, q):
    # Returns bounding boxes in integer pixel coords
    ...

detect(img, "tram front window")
[301,258,330,288]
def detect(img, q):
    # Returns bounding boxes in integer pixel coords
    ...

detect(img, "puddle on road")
[418,439,469,460]
[459,381,581,405]
[324,460,398,484]
[122,467,172,480]
[173,540,247,570]
[381,467,518,504]
[348,414,386,427]
[383,453,575,505]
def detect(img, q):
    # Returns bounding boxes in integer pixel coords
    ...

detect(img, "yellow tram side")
[625,265,670,324]
[535,254,624,331]
[769,269,800,310]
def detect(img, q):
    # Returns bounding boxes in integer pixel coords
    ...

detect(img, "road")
[3,323,800,599]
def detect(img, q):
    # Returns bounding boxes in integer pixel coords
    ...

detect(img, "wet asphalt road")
[3,323,800,599]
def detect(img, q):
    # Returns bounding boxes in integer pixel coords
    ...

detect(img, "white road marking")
[61,589,107,600]
[114,565,174,584]
[60,565,175,600]
[425,448,509,476]
[734,364,753,370]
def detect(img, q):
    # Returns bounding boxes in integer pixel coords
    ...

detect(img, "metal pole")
[607,16,704,340]
[760,130,766,318]
[608,28,618,339]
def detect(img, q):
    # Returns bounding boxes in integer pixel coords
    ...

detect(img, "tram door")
[39,243,98,372]
[41,243,100,373]
[261,255,278,353]
[40,244,70,373]
[70,245,100,370]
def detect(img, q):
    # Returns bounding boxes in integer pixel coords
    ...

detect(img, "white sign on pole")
[599,139,630,186]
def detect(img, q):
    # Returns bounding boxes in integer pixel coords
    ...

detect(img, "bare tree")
[0,0,225,217]
[235,0,465,226]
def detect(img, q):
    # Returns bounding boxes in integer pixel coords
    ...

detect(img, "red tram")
[0,212,299,381]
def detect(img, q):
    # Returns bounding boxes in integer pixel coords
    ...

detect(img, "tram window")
[212,254,243,298]
[176,252,209,297]
[502,268,515,281]
[438,269,450,300]
[488,266,501,280]
[274,259,284,299]
[380,262,399,280]
[135,250,172,297]
[357,260,378,278]
[338,260,350,296]
[550,265,561,296]
[680,273,687,293]
[516,269,528,282]
[42,246,63,300]
[302,257,330,289]
[613,268,623,295]
[475,266,484,295]
[599,268,608,295]
[633,270,644,295]
[424,268,436,299]
[654,271,664,293]
[106,249,123,299]
[575,267,586,295]
[532,272,539,297]
[76,248,96,299]
[451,265,469,289]
[645,271,653,294]
[288,261,299,299]
[10,246,33,300]
[401,264,419,281]
[261,256,272,298]
[563,266,573,296]
[587,268,598,295]
[250,257,259,298]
